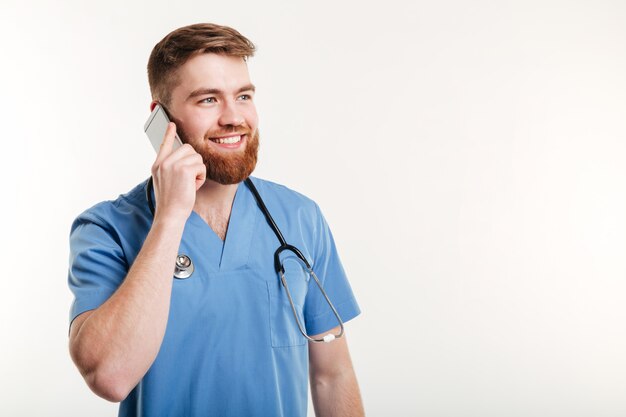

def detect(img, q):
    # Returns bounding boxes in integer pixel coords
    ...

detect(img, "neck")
[194,179,240,214]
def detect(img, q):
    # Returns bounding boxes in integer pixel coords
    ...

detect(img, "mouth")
[209,134,246,148]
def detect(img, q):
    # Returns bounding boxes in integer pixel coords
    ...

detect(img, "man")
[68,23,364,417]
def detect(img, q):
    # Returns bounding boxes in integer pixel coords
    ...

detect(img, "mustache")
[205,125,252,139]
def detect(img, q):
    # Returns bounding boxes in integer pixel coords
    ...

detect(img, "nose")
[218,100,244,127]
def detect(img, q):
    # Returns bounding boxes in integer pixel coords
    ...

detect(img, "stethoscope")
[146,177,344,343]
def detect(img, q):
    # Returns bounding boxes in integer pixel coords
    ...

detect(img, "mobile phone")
[144,104,183,153]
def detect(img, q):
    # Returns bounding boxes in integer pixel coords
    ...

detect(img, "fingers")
[154,122,178,166]
[152,135,200,177]
[154,150,205,184]
[176,153,207,191]
[149,123,206,221]
[194,163,207,191]
[174,152,204,169]
[157,144,200,169]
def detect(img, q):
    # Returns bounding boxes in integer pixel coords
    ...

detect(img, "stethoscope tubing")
[145,176,344,343]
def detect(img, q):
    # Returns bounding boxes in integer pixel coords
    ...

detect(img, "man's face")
[156,53,259,185]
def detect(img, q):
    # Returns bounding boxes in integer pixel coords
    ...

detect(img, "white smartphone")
[144,104,183,152]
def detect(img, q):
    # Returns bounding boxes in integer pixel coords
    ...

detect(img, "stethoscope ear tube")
[147,176,156,217]
[245,178,345,343]
[274,244,312,274]
[245,178,287,246]
[145,176,345,342]
[280,267,345,343]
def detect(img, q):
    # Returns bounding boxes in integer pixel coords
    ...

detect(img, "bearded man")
[67,23,364,417]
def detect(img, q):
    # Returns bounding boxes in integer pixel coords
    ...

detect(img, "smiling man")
[67,23,364,417]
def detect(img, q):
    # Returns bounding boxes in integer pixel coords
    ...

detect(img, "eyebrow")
[186,83,256,100]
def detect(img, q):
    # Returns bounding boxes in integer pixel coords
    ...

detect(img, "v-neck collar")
[145,178,260,272]
[184,180,259,272]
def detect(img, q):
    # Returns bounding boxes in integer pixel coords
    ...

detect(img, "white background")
[2,1,625,416]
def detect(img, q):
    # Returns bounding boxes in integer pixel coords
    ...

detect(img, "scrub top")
[68,176,361,417]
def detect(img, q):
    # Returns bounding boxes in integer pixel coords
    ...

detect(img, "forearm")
[70,216,186,399]
[310,368,365,417]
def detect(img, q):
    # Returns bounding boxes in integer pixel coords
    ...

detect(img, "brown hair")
[147,23,255,107]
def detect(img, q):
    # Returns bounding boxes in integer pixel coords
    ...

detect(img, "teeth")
[213,135,241,144]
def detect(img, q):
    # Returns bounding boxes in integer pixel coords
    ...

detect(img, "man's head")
[147,23,259,185]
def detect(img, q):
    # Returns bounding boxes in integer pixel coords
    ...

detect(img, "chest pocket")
[268,257,310,347]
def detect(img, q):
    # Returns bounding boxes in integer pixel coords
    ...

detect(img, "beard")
[175,121,260,185]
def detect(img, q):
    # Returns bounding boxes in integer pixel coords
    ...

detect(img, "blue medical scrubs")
[68,177,361,417]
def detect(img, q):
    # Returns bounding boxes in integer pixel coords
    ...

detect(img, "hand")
[150,122,206,222]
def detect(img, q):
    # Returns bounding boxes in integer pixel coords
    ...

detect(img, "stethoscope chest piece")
[146,177,343,342]
[174,254,194,279]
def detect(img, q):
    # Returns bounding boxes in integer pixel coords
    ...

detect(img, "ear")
[149,101,159,112]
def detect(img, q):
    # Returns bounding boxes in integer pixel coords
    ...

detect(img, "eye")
[238,94,252,101]
[200,97,217,104]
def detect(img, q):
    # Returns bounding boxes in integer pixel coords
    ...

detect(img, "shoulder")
[246,176,325,241]
[70,179,151,236]
[247,176,319,213]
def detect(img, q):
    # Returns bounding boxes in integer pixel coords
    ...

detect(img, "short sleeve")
[303,204,361,336]
[68,214,129,329]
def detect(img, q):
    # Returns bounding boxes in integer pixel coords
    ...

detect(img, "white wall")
[1,0,625,416]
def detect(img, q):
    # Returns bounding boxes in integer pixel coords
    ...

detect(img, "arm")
[69,216,186,402]
[68,123,206,402]
[309,326,365,417]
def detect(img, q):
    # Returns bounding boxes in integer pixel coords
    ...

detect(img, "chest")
[194,209,231,241]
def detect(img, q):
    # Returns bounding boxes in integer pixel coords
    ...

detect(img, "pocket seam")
[266,281,307,348]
